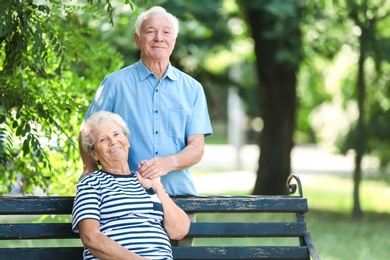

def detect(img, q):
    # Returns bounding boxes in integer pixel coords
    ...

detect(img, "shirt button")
[155,110,158,113]
[156,89,158,92]
[155,151,158,155]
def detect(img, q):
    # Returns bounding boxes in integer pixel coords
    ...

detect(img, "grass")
[301,174,390,260]
[304,210,389,260]
[191,173,390,260]
[1,174,389,260]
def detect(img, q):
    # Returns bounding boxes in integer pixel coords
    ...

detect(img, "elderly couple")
[71,5,212,260]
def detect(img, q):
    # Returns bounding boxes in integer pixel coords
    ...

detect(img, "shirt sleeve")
[84,77,115,120]
[187,81,213,137]
[72,180,100,233]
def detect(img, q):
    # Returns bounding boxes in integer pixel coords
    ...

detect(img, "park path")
[192,144,378,195]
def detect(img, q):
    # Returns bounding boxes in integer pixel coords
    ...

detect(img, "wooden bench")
[0,174,320,260]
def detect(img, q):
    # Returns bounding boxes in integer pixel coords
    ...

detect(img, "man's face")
[135,13,177,62]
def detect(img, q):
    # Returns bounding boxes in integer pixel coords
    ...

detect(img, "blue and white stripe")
[72,170,172,260]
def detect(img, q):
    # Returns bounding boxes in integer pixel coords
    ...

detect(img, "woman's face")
[89,121,130,167]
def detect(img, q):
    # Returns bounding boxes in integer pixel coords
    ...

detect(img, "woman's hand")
[136,171,162,190]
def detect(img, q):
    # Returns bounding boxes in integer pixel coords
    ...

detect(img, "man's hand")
[138,158,172,179]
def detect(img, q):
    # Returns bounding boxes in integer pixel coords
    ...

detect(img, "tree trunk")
[352,37,366,219]
[242,4,301,195]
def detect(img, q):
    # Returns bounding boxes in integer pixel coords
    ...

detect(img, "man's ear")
[134,33,140,47]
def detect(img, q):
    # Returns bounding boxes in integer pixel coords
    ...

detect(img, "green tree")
[0,0,233,195]
[0,0,129,194]
[336,0,390,218]
[237,0,304,195]
[300,0,390,218]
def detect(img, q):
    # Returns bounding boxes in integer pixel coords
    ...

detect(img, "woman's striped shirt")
[72,170,172,260]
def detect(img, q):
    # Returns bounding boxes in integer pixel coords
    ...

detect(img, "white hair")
[80,111,130,153]
[134,6,179,38]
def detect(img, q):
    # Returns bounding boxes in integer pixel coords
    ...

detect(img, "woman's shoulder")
[78,170,107,184]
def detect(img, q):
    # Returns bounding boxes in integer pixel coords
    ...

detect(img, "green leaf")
[22,139,30,155]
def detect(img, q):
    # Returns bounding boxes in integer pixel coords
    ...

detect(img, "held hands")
[135,171,162,191]
[138,158,171,179]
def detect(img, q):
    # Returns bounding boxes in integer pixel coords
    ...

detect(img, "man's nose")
[154,31,163,41]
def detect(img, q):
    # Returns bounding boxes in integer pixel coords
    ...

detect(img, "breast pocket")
[168,108,189,138]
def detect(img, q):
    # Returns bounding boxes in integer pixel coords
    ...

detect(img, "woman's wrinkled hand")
[135,171,161,190]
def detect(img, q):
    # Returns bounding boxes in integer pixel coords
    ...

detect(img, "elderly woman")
[72,111,190,260]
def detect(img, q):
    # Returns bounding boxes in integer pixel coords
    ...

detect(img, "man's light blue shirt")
[85,60,212,195]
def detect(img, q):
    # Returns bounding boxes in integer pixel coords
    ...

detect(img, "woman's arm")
[136,172,190,240]
[78,219,148,260]
[154,183,191,240]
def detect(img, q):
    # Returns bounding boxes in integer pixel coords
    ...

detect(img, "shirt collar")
[137,60,177,81]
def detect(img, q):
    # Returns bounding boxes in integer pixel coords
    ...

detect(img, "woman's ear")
[89,150,99,162]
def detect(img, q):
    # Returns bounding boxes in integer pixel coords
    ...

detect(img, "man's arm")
[138,134,204,179]
[79,131,98,177]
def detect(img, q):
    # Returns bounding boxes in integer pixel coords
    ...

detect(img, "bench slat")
[173,196,308,213]
[0,224,78,239]
[0,196,74,215]
[173,246,310,259]
[0,246,310,260]
[0,196,308,214]
[0,247,83,260]
[0,222,307,239]
[188,222,307,237]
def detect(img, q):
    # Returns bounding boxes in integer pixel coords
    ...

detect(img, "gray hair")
[80,111,130,153]
[135,6,179,38]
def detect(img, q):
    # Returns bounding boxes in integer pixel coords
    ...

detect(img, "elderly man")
[79,6,213,196]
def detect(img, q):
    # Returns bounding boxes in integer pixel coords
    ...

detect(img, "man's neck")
[141,57,169,81]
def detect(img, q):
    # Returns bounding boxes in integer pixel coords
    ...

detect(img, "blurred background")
[2,0,390,259]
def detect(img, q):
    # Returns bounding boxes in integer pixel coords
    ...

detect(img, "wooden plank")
[172,196,308,213]
[0,196,74,215]
[172,246,310,259]
[0,196,308,214]
[0,224,78,239]
[0,246,310,260]
[0,222,307,240]
[0,247,84,260]
[187,222,307,237]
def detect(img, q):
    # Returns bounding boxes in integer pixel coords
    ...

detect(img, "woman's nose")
[107,137,116,145]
